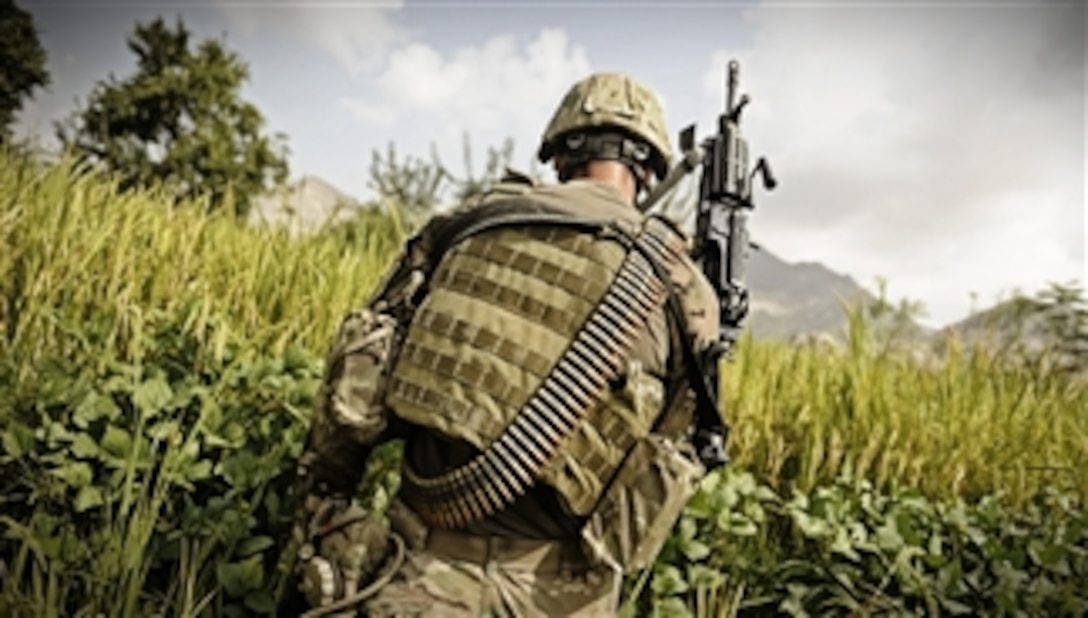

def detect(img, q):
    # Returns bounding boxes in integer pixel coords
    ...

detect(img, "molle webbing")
[387,224,624,444]
[400,217,686,530]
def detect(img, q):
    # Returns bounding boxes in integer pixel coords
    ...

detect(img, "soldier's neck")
[572,160,638,206]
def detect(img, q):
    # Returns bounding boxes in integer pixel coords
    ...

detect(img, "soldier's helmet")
[537,72,672,181]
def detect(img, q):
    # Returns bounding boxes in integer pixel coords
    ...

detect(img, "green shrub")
[637,467,1087,617]
[0,311,315,616]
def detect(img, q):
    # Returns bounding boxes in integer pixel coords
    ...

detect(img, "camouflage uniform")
[281,74,720,618]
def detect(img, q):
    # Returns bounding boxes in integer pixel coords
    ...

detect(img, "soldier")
[279,72,721,617]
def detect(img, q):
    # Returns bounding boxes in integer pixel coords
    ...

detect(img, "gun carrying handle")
[753,157,777,191]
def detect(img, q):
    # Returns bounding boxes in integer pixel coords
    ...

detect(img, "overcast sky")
[15,0,1087,328]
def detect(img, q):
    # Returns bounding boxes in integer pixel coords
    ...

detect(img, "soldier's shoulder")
[648,213,693,245]
[472,174,641,225]
[530,179,637,221]
[478,167,542,198]
[498,167,541,187]
[458,168,544,210]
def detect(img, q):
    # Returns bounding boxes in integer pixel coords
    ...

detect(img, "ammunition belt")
[401,217,686,529]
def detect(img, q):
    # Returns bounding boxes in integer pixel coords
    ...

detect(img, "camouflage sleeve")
[300,306,398,498]
[299,212,446,497]
[281,216,464,613]
[653,246,720,440]
[669,251,720,354]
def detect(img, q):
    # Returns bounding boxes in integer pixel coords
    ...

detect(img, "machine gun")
[639,59,777,467]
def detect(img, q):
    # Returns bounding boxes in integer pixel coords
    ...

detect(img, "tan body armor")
[384,177,715,541]
[285,65,725,617]
[388,217,665,521]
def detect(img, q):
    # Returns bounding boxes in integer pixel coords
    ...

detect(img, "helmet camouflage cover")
[538,72,673,179]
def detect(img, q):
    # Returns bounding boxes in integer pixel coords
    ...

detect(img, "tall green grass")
[1,149,402,378]
[724,314,1087,508]
[1,148,398,615]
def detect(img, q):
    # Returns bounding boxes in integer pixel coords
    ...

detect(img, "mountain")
[941,296,1041,347]
[940,289,1085,358]
[744,247,874,340]
[249,175,363,234]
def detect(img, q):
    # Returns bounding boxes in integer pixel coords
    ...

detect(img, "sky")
[14,0,1087,328]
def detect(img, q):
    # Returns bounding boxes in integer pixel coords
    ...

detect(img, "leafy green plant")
[642,467,1087,617]
[0,310,317,616]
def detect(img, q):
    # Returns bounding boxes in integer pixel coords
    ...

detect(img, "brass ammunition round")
[610,274,656,313]
[582,317,617,351]
[489,439,534,488]
[530,392,578,429]
[502,423,549,471]
[476,456,514,511]
[596,302,638,338]
[569,339,613,377]
[552,361,600,408]
[524,400,567,445]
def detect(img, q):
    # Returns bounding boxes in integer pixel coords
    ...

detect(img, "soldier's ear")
[553,156,573,182]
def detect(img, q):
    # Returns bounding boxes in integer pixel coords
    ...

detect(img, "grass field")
[2,149,1084,616]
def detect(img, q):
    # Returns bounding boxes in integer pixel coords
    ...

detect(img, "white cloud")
[339,27,592,182]
[379,42,473,111]
[339,96,398,127]
[214,1,412,75]
[701,3,1085,325]
[365,28,590,125]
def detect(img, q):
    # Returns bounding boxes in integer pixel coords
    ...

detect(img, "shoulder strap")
[429,198,606,267]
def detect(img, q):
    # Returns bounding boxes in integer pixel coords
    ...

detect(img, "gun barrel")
[726,60,739,115]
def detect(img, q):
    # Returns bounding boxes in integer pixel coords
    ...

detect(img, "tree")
[367,142,449,230]
[57,17,288,217]
[366,135,522,231]
[451,133,514,204]
[1024,281,1088,374]
[0,0,50,145]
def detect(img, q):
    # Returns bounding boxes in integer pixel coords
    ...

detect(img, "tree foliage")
[366,135,515,231]
[57,17,288,217]
[451,133,514,204]
[1024,281,1088,374]
[367,143,449,229]
[0,0,50,144]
